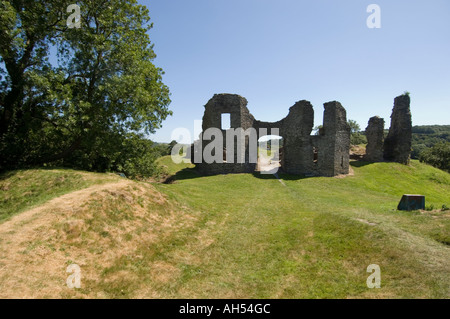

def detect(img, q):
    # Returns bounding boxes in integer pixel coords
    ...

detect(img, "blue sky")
[143,0,450,142]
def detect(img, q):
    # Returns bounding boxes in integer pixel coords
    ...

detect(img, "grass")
[0,158,448,298]
[0,169,121,222]
[156,154,194,176]
[152,157,450,298]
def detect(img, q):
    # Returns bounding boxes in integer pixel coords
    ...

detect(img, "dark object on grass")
[397,194,425,211]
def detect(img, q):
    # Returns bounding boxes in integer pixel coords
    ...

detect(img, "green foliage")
[51,132,168,180]
[350,132,367,145]
[411,143,428,159]
[152,141,174,157]
[168,140,178,152]
[347,119,367,145]
[113,134,163,180]
[419,142,450,172]
[347,119,361,134]
[0,0,171,177]
[411,125,450,159]
[412,125,450,135]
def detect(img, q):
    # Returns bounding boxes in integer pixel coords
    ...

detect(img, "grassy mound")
[0,169,122,222]
[0,159,448,298]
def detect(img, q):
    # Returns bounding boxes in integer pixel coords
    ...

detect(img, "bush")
[350,133,367,145]
[45,132,164,180]
[114,134,163,180]
[411,143,428,159]
[348,120,367,145]
[419,142,450,172]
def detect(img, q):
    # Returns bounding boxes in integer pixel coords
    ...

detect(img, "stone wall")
[254,100,314,175]
[312,101,351,176]
[194,94,257,175]
[383,95,412,164]
[192,93,412,174]
[191,94,351,176]
[365,116,385,162]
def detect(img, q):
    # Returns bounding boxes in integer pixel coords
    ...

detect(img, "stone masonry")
[365,116,385,162]
[191,94,350,177]
[383,94,412,164]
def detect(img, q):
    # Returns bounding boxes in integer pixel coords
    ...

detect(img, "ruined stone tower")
[365,116,385,162]
[313,101,351,176]
[383,94,412,164]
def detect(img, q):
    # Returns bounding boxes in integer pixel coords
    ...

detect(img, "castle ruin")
[365,116,385,162]
[364,94,412,164]
[190,94,350,177]
[383,95,412,164]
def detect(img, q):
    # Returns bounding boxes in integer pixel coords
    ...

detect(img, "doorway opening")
[257,135,283,174]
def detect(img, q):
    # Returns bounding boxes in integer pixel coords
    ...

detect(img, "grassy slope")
[156,154,194,176]
[153,157,450,298]
[0,169,121,222]
[0,160,448,298]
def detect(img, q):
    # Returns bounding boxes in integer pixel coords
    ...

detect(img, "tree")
[348,120,367,145]
[1,0,70,167]
[348,120,361,134]
[0,0,171,171]
[419,142,450,172]
[168,140,178,153]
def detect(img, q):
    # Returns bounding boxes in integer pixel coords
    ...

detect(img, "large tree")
[0,0,171,170]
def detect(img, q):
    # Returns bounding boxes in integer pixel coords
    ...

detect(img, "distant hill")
[411,125,450,159]
[412,125,450,135]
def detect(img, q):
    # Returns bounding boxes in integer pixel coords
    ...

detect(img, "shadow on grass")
[165,159,377,183]
[0,170,18,181]
[164,167,314,183]
[252,171,312,181]
[350,160,373,168]
[163,168,203,183]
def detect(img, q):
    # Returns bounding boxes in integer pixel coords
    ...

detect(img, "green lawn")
[0,159,448,298]
[151,157,449,298]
